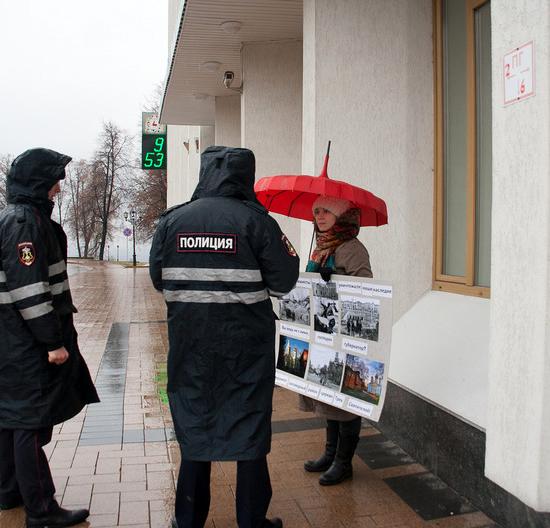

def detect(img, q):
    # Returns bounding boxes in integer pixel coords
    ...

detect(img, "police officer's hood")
[191,146,260,204]
[7,148,71,211]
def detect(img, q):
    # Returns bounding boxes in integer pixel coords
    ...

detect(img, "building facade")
[160,0,550,525]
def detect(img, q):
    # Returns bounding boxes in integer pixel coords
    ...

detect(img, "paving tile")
[86,513,119,527]
[124,429,145,443]
[90,491,121,514]
[122,463,147,482]
[122,455,169,466]
[62,484,93,507]
[79,437,122,446]
[121,490,165,503]
[69,473,119,485]
[146,463,173,473]
[94,480,147,493]
[71,452,99,468]
[149,499,172,513]
[146,470,174,491]
[150,508,173,528]
[118,500,150,525]
[95,457,122,475]
[145,443,168,456]
[144,428,166,442]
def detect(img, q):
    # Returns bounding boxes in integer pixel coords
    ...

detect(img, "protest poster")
[275,272,392,421]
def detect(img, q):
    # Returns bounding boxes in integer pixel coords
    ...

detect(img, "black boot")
[319,417,361,486]
[304,420,339,472]
[264,518,283,527]
[26,506,90,527]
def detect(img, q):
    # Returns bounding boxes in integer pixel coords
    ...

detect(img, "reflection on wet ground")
[67,262,93,277]
[80,323,129,446]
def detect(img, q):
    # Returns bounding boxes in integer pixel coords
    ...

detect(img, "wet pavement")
[0,261,499,528]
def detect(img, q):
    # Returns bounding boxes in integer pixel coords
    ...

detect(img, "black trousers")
[175,453,272,528]
[0,427,57,516]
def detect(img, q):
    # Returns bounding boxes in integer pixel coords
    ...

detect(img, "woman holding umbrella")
[254,142,387,486]
[300,195,372,486]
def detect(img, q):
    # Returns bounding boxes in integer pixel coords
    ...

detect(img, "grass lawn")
[155,363,168,406]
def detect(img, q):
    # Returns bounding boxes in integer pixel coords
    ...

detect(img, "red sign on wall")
[504,41,535,105]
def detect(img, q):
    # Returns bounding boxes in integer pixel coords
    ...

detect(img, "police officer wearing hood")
[0,148,99,527]
[150,147,299,528]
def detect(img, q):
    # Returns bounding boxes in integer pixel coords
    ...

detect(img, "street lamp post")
[124,210,137,267]
[116,244,119,262]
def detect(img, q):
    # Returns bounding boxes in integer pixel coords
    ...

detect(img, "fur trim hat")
[312,195,352,218]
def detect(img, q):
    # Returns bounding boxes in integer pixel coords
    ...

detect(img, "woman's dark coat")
[0,148,99,429]
[150,146,299,461]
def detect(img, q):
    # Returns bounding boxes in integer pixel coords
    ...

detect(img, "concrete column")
[200,126,215,153]
[241,40,302,177]
[166,125,214,207]
[241,40,303,250]
[301,0,433,320]
[215,96,241,147]
[166,124,190,208]
[486,0,550,511]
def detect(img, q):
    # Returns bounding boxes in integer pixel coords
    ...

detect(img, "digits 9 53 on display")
[142,112,167,170]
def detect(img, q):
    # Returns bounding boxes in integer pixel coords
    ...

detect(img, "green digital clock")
[142,134,167,170]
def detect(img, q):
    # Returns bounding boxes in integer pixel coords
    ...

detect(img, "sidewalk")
[0,262,498,528]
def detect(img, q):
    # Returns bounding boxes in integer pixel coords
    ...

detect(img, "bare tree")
[92,122,133,260]
[53,176,69,227]
[65,161,100,258]
[143,82,164,113]
[130,169,167,241]
[0,154,13,208]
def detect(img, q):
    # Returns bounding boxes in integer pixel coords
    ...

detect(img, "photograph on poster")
[341,354,384,405]
[313,297,339,334]
[340,297,380,341]
[279,288,310,325]
[313,281,338,300]
[306,346,345,391]
[277,336,309,378]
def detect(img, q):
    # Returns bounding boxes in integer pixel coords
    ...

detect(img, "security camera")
[223,71,235,89]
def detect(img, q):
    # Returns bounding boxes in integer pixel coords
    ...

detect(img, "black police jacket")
[0,148,99,429]
[150,146,299,461]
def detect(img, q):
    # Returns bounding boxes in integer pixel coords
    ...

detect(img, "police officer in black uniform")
[150,146,300,528]
[0,148,99,527]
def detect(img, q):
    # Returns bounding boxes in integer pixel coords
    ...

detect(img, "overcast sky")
[0,0,168,161]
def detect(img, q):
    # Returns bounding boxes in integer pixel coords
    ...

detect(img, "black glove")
[319,266,333,282]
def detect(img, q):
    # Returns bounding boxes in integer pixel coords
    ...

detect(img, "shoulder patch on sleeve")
[18,242,36,266]
[281,234,297,257]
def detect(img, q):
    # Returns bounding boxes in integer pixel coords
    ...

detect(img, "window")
[434,0,492,297]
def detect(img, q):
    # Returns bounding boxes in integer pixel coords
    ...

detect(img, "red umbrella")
[254,142,388,227]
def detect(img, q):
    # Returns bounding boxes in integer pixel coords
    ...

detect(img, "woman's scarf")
[306,208,360,272]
